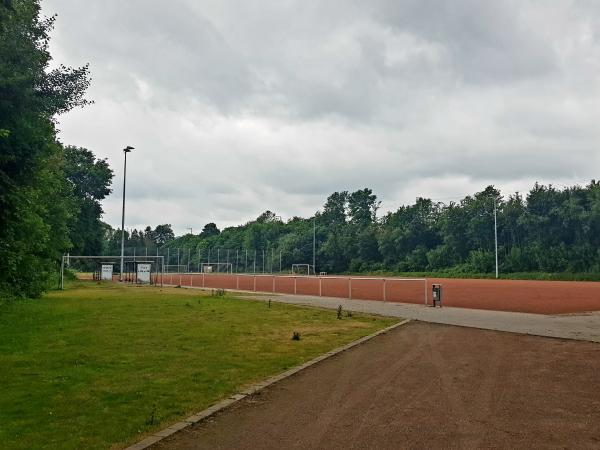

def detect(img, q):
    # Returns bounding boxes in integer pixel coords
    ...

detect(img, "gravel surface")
[246,292,600,343]
[154,322,600,450]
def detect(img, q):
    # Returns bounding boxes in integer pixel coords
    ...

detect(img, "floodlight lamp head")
[123,146,134,153]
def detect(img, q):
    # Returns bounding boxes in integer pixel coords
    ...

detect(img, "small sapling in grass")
[337,304,343,319]
[292,331,301,341]
[268,299,272,308]
[145,404,158,425]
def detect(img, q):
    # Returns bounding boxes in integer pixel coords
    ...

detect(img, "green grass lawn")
[0,281,397,450]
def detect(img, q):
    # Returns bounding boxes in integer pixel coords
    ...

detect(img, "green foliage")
[63,146,113,256]
[0,1,92,298]
[133,182,600,278]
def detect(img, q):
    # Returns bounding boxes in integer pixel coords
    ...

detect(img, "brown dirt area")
[154,322,600,450]
[165,274,600,314]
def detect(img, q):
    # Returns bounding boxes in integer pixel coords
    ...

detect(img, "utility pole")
[119,146,134,281]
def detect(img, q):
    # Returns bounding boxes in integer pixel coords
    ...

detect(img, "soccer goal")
[164,264,188,273]
[291,264,315,276]
[60,255,164,289]
[201,262,233,273]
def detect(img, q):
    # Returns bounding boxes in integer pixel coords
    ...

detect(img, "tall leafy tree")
[63,146,113,255]
[0,0,91,297]
[152,224,175,245]
[200,223,220,238]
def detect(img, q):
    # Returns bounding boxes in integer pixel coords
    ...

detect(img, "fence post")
[60,255,65,290]
[319,277,322,296]
[253,275,256,291]
[294,276,297,295]
[349,277,352,300]
[383,278,386,302]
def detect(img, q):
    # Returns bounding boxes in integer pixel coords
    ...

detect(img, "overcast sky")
[43,0,600,235]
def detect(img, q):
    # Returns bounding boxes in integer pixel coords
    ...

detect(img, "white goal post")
[164,264,188,273]
[201,262,233,273]
[291,264,315,276]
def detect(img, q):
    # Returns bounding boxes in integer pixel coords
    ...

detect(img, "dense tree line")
[103,224,175,255]
[148,183,600,275]
[0,1,111,298]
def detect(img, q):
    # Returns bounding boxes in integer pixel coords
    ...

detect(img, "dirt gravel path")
[245,292,600,343]
[154,322,600,450]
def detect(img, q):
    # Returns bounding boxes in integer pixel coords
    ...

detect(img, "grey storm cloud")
[43,0,600,234]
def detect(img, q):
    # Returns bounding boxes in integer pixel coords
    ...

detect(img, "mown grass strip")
[0,281,397,450]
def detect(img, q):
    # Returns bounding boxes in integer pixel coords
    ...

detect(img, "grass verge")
[0,281,396,450]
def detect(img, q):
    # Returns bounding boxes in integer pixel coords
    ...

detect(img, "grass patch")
[0,281,396,450]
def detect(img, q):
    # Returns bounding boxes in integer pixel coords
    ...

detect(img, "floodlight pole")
[120,146,134,281]
[494,197,499,279]
[313,217,316,275]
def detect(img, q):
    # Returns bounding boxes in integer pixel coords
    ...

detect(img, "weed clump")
[145,404,157,425]
[292,331,301,341]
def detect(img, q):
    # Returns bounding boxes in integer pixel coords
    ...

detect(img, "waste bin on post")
[432,284,442,307]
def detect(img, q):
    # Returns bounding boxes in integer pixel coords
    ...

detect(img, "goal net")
[201,262,233,273]
[164,264,188,273]
[291,264,315,276]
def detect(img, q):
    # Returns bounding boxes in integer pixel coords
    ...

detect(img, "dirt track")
[154,322,600,450]
[161,273,600,314]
